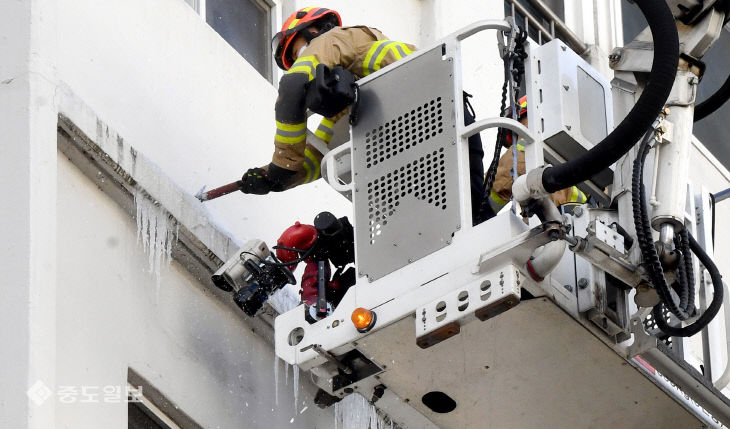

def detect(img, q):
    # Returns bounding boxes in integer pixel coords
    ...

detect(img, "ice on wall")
[134,189,177,296]
[335,393,391,429]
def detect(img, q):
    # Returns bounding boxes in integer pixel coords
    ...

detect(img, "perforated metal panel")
[351,46,460,281]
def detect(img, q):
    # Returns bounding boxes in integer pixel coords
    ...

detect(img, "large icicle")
[334,393,390,429]
[134,189,177,296]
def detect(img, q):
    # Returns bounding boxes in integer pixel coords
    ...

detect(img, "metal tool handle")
[196,180,243,201]
[316,261,328,318]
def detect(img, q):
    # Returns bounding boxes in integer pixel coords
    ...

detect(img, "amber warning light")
[351,307,377,333]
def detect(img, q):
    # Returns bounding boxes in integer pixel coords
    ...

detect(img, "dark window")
[621,0,730,169]
[206,0,272,81]
[128,402,168,429]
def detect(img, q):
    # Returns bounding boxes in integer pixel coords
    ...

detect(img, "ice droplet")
[134,189,176,298]
[274,355,280,406]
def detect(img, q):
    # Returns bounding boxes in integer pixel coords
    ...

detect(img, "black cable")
[695,72,730,122]
[709,192,716,249]
[631,130,691,319]
[653,232,724,337]
[478,28,527,221]
[632,128,723,337]
[484,79,509,193]
[241,238,319,268]
[541,0,679,193]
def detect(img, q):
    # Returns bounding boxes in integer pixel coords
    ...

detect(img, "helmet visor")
[271,31,285,56]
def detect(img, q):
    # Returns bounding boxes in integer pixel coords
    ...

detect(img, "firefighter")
[484,95,587,216]
[240,6,489,225]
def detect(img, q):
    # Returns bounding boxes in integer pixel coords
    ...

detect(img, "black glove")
[267,163,297,192]
[240,168,273,195]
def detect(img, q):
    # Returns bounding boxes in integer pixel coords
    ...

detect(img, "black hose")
[631,129,723,337]
[631,131,692,320]
[541,0,679,193]
[694,72,730,122]
[653,233,724,337]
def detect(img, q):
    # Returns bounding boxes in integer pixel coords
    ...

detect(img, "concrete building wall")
[56,152,332,428]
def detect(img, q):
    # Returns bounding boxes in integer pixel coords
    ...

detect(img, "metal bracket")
[627,307,659,357]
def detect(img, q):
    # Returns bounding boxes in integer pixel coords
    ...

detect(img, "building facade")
[1,0,727,428]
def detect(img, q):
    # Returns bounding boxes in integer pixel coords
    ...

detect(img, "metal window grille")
[504,0,588,55]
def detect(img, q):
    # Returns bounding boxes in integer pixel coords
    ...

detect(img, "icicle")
[334,393,388,429]
[293,364,300,412]
[133,188,177,297]
[274,356,280,406]
[285,362,289,386]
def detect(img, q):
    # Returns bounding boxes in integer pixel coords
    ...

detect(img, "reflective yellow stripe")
[390,42,413,60]
[372,44,392,73]
[363,41,414,76]
[314,117,335,142]
[287,7,314,30]
[287,55,319,80]
[391,44,403,61]
[314,129,333,142]
[569,186,587,203]
[516,143,525,151]
[362,41,388,76]
[304,148,320,182]
[275,134,306,144]
[302,157,312,183]
[490,190,508,208]
[288,66,314,80]
[276,121,306,132]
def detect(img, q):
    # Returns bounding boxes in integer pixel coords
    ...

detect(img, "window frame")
[185,0,277,82]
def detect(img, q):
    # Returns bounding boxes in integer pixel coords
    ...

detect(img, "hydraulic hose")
[632,129,723,337]
[653,233,724,337]
[632,131,694,320]
[541,0,679,193]
[694,72,730,122]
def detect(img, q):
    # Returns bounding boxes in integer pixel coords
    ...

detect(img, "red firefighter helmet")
[505,95,528,144]
[503,95,528,119]
[272,7,342,71]
[276,221,318,270]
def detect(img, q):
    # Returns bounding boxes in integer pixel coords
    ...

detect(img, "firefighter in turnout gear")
[486,95,587,215]
[240,6,489,225]
[240,6,416,193]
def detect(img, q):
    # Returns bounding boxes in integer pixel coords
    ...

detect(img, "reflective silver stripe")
[316,122,333,136]
[394,44,408,58]
[303,155,316,183]
[311,7,328,17]
[276,128,306,138]
[293,59,317,70]
[367,41,395,73]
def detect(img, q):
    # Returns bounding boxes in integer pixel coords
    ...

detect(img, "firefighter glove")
[240,168,273,195]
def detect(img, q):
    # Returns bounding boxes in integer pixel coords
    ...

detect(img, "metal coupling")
[512,166,549,203]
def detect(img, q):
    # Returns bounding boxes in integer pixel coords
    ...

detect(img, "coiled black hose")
[653,232,724,337]
[632,130,724,337]
[541,0,679,193]
[632,131,693,320]
[694,72,730,122]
